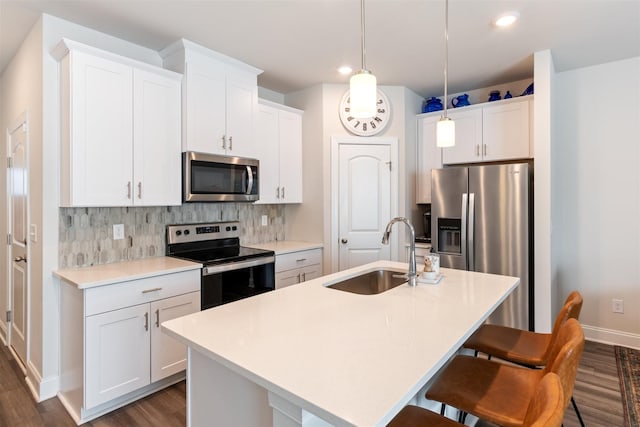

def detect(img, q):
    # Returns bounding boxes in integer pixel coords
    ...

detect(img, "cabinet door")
[275,269,302,289]
[300,264,322,282]
[85,304,150,409]
[482,99,531,161]
[256,103,280,204]
[278,109,303,203]
[184,59,226,154]
[441,107,483,165]
[150,291,200,383]
[225,70,257,157]
[133,69,182,206]
[416,115,443,203]
[70,51,133,206]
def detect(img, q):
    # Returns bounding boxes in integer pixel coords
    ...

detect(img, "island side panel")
[188,347,272,427]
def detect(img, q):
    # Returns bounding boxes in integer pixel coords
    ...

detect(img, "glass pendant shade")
[436,117,455,147]
[350,70,377,118]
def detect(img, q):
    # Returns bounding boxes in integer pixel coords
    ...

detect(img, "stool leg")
[571,395,585,427]
[440,403,446,415]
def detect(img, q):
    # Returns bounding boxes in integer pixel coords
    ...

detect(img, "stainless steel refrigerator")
[431,162,533,331]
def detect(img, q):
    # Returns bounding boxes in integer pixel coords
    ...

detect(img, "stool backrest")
[543,291,583,361]
[523,372,565,427]
[542,318,585,409]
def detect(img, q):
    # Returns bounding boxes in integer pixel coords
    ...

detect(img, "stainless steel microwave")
[183,152,259,202]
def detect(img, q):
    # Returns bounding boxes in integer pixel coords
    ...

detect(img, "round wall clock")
[338,89,391,136]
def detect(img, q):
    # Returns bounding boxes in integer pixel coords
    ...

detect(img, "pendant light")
[350,0,377,118]
[436,0,455,147]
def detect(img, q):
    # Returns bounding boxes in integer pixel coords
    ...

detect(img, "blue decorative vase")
[488,90,501,102]
[505,90,513,99]
[423,97,443,113]
[452,94,470,108]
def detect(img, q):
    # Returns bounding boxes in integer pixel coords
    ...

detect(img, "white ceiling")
[1,0,639,97]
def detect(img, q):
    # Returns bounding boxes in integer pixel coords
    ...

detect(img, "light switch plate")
[30,224,38,243]
[113,224,125,240]
[261,215,268,226]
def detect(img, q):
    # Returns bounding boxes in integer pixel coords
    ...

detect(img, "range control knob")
[184,229,190,235]
[226,226,231,231]
[232,226,237,231]
[176,230,182,236]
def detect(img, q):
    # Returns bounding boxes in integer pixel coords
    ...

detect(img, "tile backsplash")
[59,203,285,268]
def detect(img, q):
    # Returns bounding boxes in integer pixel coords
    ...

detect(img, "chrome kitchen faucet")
[381,217,417,287]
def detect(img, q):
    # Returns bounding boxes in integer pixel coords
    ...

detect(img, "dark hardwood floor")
[0,340,624,426]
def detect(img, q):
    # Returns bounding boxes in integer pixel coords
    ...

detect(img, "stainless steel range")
[166,221,275,310]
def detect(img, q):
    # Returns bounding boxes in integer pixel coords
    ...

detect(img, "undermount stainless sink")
[326,269,408,295]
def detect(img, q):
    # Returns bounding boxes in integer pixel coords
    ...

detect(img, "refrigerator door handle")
[461,193,468,270]
[468,193,476,271]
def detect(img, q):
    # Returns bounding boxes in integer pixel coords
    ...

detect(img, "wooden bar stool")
[387,372,565,427]
[463,291,584,425]
[424,318,584,427]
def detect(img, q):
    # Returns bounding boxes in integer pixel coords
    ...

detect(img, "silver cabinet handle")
[14,255,27,263]
[127,181,132,199]
[137,182,142,199]
[221,135,226,149]
[276,187,280,199]
[155,309,160,328]
[281,186,285,199]
[483,144,487,157]
[475,145,480,157]
[296,258,307,262]
[144,312,149,331]
[341,238,348,244]
[301,272,306,282]
[229,136,233,150]
[297,273,301,283]
[142,287,162,294]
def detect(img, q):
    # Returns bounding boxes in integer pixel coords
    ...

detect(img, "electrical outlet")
[261,215,268,226]
[113,224,125,240]
[612,298,624,314]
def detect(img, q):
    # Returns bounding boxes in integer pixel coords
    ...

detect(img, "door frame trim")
[5,110,30,366]
[330,136,399,272]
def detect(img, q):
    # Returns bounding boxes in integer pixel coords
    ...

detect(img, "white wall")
[554,56,640,348]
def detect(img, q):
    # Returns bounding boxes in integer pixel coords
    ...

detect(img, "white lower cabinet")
[275,248,322,289]
[59,269,200,423]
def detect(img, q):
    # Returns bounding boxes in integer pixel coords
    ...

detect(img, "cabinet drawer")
[275,249,322,273]
[85,270,200,316]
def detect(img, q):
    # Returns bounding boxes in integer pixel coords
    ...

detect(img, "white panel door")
[441,107,483,165]
[85,304,150,409]
[256,103,280,204]
[184,59,226,154]
[225,70,257,157]
[133,69,181,206]
[150,292,200,383]
[278,109,303,203]
[338,144,391,270]
[8,120,28,365]
[71,51,133,206]
[482,99,531,161]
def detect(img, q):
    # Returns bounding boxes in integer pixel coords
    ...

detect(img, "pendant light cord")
[361,0,367,70]
[443,0,449,118]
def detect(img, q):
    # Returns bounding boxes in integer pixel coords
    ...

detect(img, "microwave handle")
[245,165,254,195]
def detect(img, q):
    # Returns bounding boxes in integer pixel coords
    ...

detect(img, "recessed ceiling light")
[338,66,353,75]
[494,11,520,27]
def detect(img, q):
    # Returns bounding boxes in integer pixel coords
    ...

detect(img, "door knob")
[14,255,27,263]
[341,238,348,244]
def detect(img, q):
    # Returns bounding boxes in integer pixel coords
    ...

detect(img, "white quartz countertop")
[54,257,202,289]
[247,240,323,255]
[162,260,519,426]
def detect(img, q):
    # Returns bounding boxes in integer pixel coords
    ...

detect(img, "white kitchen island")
[162,260,519,427]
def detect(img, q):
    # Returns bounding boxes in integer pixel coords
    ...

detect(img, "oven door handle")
[203,256,275,276]
[245,165,254,195]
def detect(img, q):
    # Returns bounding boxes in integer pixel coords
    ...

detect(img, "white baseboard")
[582,324,640,350]
[26,360,59,402]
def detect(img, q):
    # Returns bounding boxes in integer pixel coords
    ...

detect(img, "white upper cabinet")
[255,100,303,204]
[441,97,532,165]
[417,96,532,203]
[161,39,262,157]
[53,39,182,207]
[481,98,531,161]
